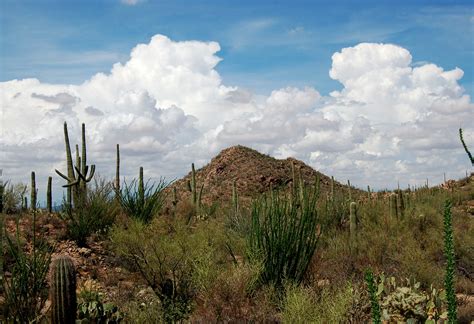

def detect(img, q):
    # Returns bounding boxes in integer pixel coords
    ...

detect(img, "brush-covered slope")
[170,145,352,206]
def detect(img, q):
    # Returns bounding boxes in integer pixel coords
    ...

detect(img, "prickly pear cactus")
[50,255,77,324]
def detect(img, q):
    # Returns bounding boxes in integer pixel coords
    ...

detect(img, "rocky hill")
[169,145,354,206]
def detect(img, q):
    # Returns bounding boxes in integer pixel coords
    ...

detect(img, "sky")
[1,0,473,204]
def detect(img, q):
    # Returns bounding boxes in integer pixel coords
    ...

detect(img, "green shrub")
[281,281,355,323]
[77,280,124,323]
[248,184,321,288]
[118,177,167,223]
[62,178,119,246]
[1,182,27,214]
[110,217,230,322]
[2,212,52,322]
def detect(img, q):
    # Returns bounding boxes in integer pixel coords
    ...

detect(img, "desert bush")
[110,217,231,322]
[191,263,281,322]
[62,177,119,246]
[118,177,168,223]
[2,212,52,322]
[77,279,124,323]
[282,282,354,323]
[248,184,321,288]
[1,182,27,214]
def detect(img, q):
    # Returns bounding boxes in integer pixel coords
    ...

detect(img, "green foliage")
[248,183,321,288]
[77,281,123,323]
[443,200,457,323]
[1,182,27,214]
[459,128,474,165]
[110,218,230,322]
[374,274,447,322]
[64,178,119,246]
[282,283,353,323]
[365,268,381,324]
[50,255,77,324]
[118,173,168,223]
[2,212,52,322]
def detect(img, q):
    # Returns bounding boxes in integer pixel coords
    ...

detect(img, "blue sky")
[1,0,473,201]
[2,0,473,96]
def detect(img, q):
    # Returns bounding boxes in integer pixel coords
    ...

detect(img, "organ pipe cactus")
[30,171,37,211]
[55,122,95,210]
[47,176,52,213]
[50,255,77,324]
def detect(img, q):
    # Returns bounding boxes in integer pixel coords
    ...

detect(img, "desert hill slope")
[169,145,356,206]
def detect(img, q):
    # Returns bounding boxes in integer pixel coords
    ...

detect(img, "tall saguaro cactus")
[55,122,95,210]
[115,144,120,195]
[47,177,52,213]
[0,183,3,214]
[349,201,357,243]
[187,163,203,215]
[50,255,77,324]
[30,171,37,211]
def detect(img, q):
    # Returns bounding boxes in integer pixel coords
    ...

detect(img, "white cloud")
[1,36,472,204]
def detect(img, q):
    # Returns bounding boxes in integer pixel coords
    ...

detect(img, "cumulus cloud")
[1,36,472,204]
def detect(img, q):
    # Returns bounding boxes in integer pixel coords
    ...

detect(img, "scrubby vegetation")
[0,122,473,323]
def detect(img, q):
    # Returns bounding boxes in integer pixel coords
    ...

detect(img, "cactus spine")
[50,255,77,324]
[47,176,52,213]
[55,122,95,210]
[30,171,37,211]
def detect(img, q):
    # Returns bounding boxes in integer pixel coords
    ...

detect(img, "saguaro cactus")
[47,177,52,213]
[350,201,357,242]
[55,122,95,210]
[187,163,203,215]
[232,179,239,216]
[30,171,37,211]
[115,144,120,195]
[50,255,77,324]
[389,193,398,219]
[0,179,4,213]
[138,166,144,206]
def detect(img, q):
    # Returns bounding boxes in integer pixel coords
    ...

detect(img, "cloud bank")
[1,35,472,203]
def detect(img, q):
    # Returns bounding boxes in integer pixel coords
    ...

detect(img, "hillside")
[169,145,354,206]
